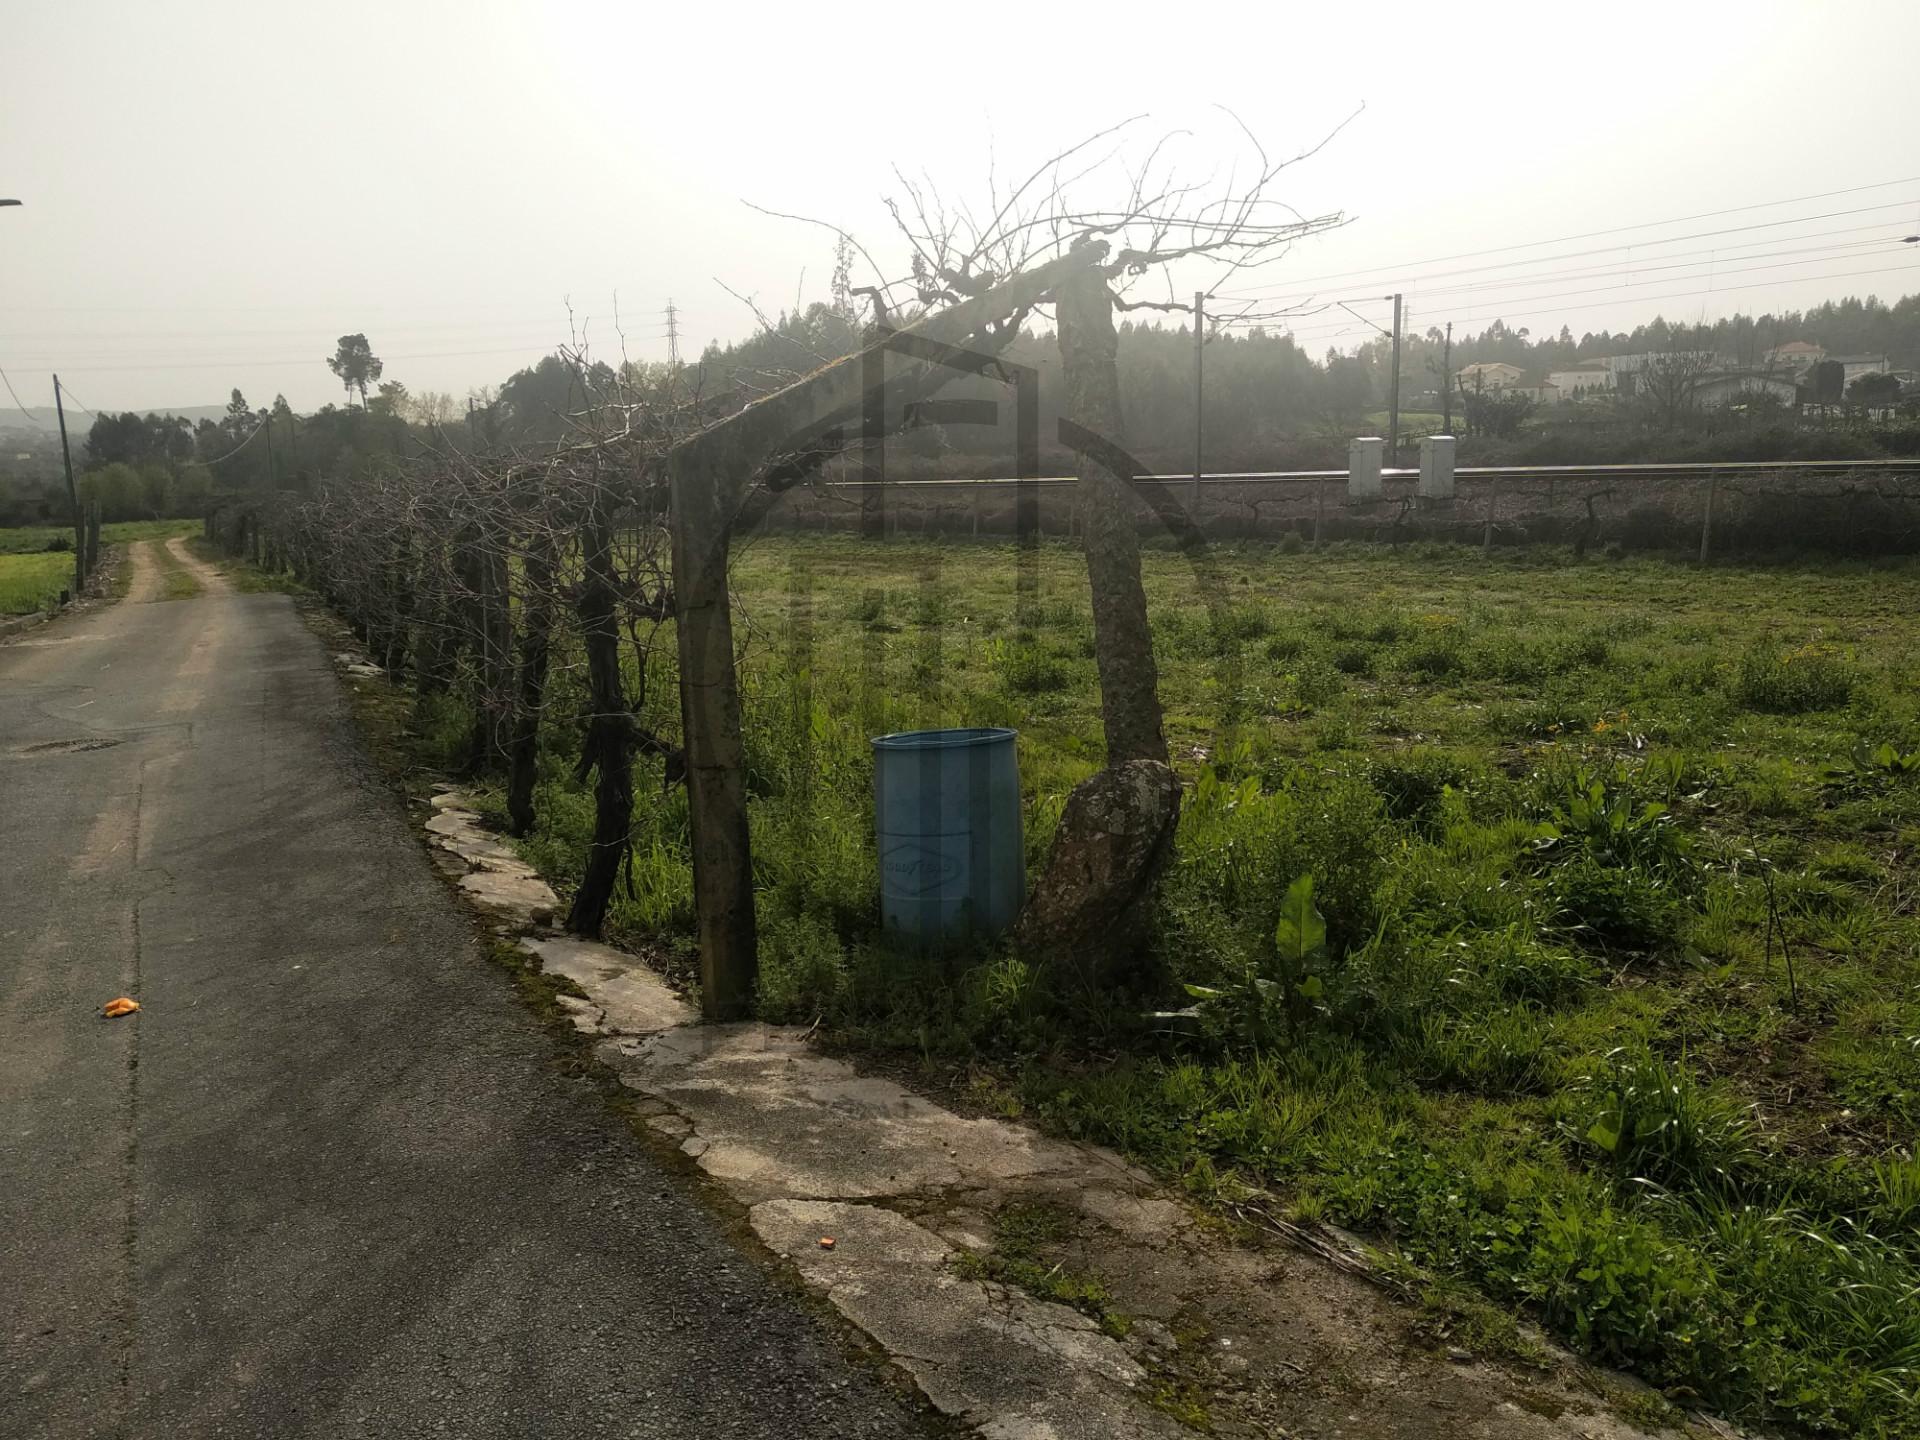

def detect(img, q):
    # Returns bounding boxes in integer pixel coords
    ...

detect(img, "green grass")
[0,520,201,612]
[145,536,201,601]
[407,534,1920,1436]
[0,550,79,614]
[0,518,198,554]
[950,1201,1132,1338]
[183,536,300,594]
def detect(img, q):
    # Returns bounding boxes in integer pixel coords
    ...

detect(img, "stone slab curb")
[417,787,1187,1437]
[417,788,1703,1440]
[423,788,558,924]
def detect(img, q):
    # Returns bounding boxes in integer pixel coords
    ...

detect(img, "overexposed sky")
[3,0,1918,412]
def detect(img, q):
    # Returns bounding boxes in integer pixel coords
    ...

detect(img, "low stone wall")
[757,466,1920,555]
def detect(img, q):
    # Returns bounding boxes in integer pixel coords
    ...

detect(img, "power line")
[1236,225,1910,313]
[0,339,672,376]
[1217,203,1920,305]
[1226,175,1920,292]
[51,381,98,419]
[202,413,272,465]
[1227,234,1920,340]
[1331,237,1916,320]
[0,365,45,427]
[1259,258,1920,348]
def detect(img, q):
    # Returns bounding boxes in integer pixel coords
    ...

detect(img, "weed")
[1735,642,1855,713]
[1368,749,1471,832]
[1571,1049,1761,1191]
[952,1202,1133,1339]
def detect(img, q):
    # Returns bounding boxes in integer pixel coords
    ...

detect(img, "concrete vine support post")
[1699,472,1719,565]
[668,435,759,1021]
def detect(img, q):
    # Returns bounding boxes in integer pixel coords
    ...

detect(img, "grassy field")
[0,550,80,614]
[0,520,200,613]
[429,534,1919,1435]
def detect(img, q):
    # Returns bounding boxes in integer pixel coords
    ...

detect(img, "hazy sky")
[4,0,1919,414]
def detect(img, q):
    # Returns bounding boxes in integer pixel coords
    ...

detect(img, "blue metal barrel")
[872,727,1024,944]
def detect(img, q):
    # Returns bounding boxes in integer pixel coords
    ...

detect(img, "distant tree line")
[4,290,1917,531]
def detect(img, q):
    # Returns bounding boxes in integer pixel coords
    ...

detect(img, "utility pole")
[1386,292,1403,463]
[665,298,680,368]
[1441,321,1454,435]
[1192,290,1205,505]
[264,408,276,488]
[53,375,83,594]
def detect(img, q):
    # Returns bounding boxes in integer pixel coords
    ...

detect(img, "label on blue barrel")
[880,837,969,896]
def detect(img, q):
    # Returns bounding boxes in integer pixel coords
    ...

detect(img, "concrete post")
[1347,436,1383,503]
[1418,434,1456,502]
[1698,472,1718,565]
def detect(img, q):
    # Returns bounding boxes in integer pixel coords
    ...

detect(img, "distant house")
[1546,362,1612,397]
[1456,361,1525,392]
[1832,354,1892,386]
[1695,372,1799,409]
[1764,340,1826,373]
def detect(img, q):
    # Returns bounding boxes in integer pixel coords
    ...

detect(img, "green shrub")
[1291,657,1344,709]
[1330,642,1374,676]
[1003,642,1072,695]
[1547,857,1686,953]
[1735,643,1855,713]
[1539,765,1691,876]
[1397,1008,1552,1095]
[1368,749,1472,831]
[1263,629,1313,662]
[1571,1049,1761,1191]
[756,908,848,1021]
[1399,626,1466,680]
[1521,1191,1727,1373]
[1468,927,1597,1007]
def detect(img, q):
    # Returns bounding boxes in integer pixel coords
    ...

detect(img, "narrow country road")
[1,540,932,1439]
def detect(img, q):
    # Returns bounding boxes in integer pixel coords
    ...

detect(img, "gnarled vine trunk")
[565,501,634,938]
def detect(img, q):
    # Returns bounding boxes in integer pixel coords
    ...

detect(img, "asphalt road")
[0,540,934,1439]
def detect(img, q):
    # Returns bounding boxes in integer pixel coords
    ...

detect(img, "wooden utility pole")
[1441,321,1453,435]
[53,375,83,593]
[1192,290,1205,507]
[1386,293,1403,463]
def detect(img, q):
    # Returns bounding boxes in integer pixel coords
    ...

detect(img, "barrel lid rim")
[871,726,1017,750]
